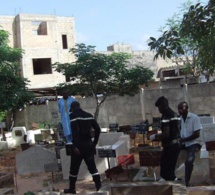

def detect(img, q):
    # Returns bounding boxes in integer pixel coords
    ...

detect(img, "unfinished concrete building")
[101,43,171,81]
[0,13,76,94]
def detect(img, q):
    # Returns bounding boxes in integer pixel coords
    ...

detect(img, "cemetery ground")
[0,133,212,195]
[0,134,144,195]
[1,145,98,195]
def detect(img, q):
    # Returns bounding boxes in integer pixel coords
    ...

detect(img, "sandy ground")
[0,134,159,195]
[13,165,136,194]
[0,146,139,195]
[15,172,102,194]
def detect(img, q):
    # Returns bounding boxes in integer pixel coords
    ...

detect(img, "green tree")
[148,0,215,81]
[0,28,34,126]
[53,43,153,120]
[180,0,215,80]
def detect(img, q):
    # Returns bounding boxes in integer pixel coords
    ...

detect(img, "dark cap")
[155,96,168,107]
[71,101,80,111]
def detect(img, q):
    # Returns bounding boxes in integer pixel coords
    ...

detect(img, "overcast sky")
[0,0,208,51]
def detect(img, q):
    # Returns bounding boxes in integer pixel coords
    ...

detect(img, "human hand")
[149,134,156,141]
[74,147,80,155]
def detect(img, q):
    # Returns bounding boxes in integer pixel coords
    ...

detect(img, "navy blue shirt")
[161,108,181,145]
[70,108,101,148]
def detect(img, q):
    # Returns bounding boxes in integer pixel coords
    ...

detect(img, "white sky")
[0,0,208,51]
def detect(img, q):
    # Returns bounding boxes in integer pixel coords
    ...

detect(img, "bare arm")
[180,130,200,142]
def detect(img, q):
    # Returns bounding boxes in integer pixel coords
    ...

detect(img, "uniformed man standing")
[64,101,101,194]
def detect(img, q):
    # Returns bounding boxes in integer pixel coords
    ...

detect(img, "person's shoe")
[93,174,102,191]
[95,182,102,191]
[174,177,182,181]
[64,188,76,194]
[186,183,194,187]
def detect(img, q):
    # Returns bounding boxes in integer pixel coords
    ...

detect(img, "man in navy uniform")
[64,101,101,194]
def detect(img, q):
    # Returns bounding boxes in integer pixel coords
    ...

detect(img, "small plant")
[43,181,49,187]
[23,191,35,195]
[0,111,6,123]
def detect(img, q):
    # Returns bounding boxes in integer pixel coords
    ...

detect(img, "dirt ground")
[0,134,157,195]
[0,151,139,195]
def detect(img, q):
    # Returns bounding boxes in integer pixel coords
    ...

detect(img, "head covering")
[71,101,80,111]
[155,96,168,107]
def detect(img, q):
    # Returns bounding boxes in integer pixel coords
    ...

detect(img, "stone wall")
[13,82,215,129]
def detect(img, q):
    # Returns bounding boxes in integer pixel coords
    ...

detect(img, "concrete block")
[0,141,8,151]
[12,126,27,146]
[110,184,173,195]
[202,124,215,142]
[0,172,14,188]
[187,186,215,195]
[60,148,108,180]
[0,188,14,195]
[98,132,123,146]
[176,150,210,185]
[7,139,16,149]
[60,132,130,180]
[199,116,214,125]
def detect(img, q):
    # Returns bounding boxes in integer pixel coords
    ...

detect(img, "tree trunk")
[94,105,100,121]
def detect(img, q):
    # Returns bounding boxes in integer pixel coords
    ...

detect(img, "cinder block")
[187,186,215,195]
[111,184,173,195]
[0,188,14,195]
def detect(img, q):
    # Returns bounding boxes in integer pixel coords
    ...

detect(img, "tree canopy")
[0,28,34,114]
[148,0,215,81]
[53,43,154,120]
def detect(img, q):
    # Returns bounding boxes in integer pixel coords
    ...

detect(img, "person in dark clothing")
[150,96,181,181]
[64,101,101,194]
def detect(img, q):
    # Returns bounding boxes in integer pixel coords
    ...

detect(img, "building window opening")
[33,58,52,75]
[62,35,68,49]
[32,21,48,35]
[162,70,177,77]
[65,75,70,82]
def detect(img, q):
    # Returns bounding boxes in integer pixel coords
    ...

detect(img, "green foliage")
[53,43,153,119]
[0,28,34,112]
[0,111,5,122]
[148,0,215,81]
[23,191,35,195]
[148,30,184,60]
[180,0,215,78]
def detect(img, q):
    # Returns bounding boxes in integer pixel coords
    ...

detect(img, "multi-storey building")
[0,14,76,94]
[101,43,171,81]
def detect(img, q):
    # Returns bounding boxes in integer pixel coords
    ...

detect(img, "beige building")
[101,43,171,81]
[104,43,214,85]
[0,14,76,92]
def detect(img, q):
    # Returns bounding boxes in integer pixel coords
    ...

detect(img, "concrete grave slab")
[110,183,173,195]
[60,148,108,180]
[0,188,14,195]
[12,126,27,147]
[199,116,214,125]
[16,145,57,175]
[187,186,215,195]
[202,124,215,142]
[98,132,124,146]
[0,141,8,151]
[0,172,14,188]
[60,133,130,180]
[176,150,210,185]
[44,161,59,173]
